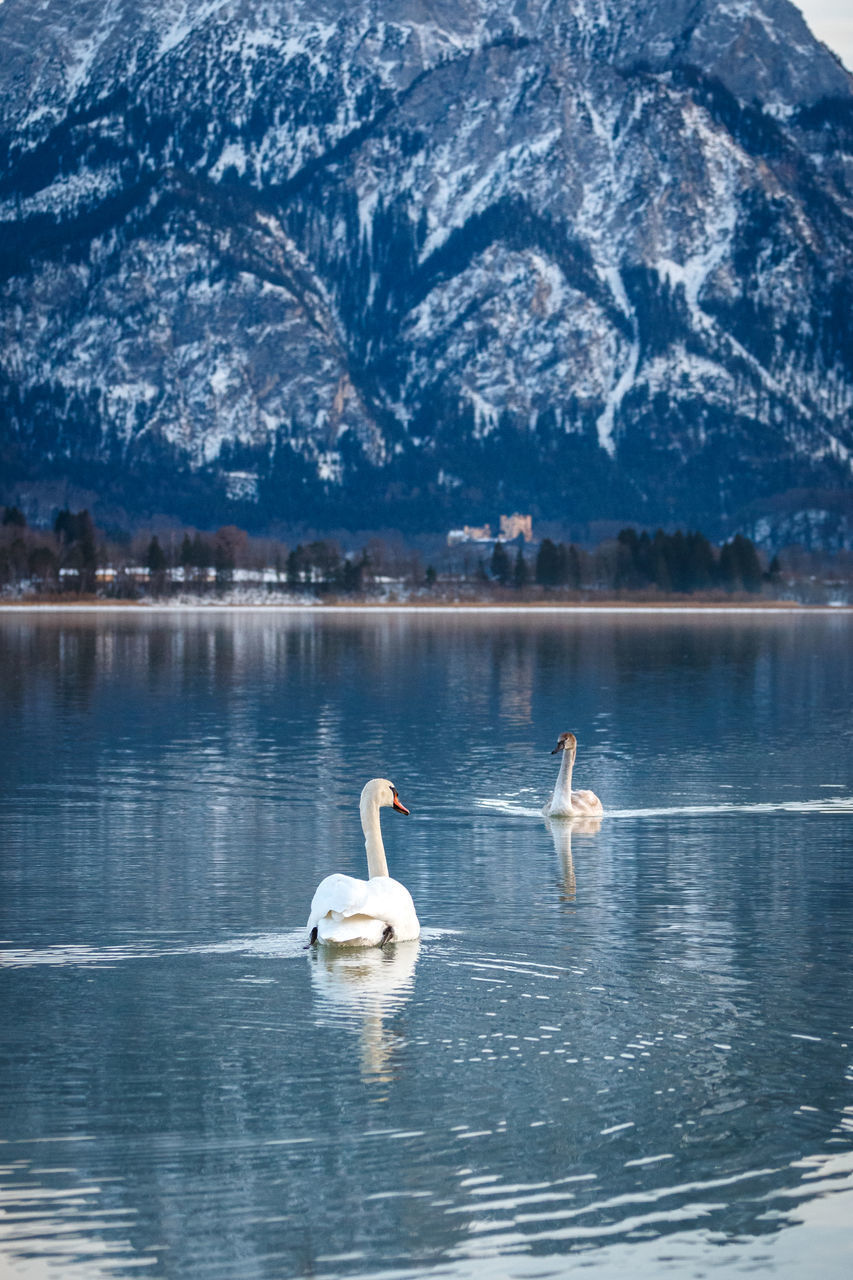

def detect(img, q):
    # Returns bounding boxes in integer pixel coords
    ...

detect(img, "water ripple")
[478,796,853,818]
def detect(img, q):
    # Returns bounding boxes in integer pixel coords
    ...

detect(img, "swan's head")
[360,778,410,815]
[551,731,577,759]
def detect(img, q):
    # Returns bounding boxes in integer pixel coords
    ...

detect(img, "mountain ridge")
[1,0,852,544]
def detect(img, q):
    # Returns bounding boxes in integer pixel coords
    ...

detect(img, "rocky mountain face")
[1,0,852,544]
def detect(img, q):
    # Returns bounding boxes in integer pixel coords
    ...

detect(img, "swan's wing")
[360,877,420,941]
[307,874,371,929]
[572,789,603,813]
[358,876,416,918]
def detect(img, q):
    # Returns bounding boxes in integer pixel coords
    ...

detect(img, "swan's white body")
[543,732,603,818]
[307,779,419,947]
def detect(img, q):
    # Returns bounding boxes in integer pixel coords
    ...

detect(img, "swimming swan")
[307,778,419,947]
[543,732,603,818]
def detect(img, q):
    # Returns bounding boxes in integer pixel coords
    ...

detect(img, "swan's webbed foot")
[379,924,394,948]
[304,926,318,950]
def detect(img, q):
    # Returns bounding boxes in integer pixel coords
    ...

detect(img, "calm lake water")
[1,608,852,1280]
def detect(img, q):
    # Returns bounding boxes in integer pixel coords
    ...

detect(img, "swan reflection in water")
[546,815,602,899]
[309,941,420,1082]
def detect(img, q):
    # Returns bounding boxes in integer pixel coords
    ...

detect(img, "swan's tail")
[316,913,387,947]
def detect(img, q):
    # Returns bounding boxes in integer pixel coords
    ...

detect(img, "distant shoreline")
[1,599,850,615]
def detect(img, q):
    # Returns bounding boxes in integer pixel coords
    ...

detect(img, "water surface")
[1,609,852,1279]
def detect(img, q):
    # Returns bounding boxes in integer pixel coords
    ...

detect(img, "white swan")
[543,732,603,818]
[307,778,419,947]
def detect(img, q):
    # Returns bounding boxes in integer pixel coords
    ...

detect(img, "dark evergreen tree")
[28,545,58,585]
[214,540,234,584]
[286,546,302,587]
[685,531,716,591]
[651,530,672,591]
[54,508,77,544]
[490,540,511,584]
[553,543,570,586]
[668,530,688,592]
[145,536,167,573]
[191,532,211,571]
[77,513,97,589]
[717,533,762,592]
[54,509,98,592]
[3,537,28,582]
[513,547,529,588]
[144,536,168,594]
[718,539,738,590]
[536,538,560,586]
[733,533,763,591]
[307,541,341,586]
[565,543,582,589]
[179,533,193,568]
[617,527,640,556]
[636,530,654,584]
[615,528,640,587]
[339,552,367,593]
[766,553,782,584]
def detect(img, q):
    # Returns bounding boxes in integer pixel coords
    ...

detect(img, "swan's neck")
[552,749,575,812]
[361,797,389,879]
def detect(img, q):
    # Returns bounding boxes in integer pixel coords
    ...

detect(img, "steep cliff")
[2,0,852,541]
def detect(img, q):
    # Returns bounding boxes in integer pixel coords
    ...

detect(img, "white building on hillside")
[448,515,533,546]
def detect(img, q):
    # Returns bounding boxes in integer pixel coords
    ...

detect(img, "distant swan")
[307,779,419,947]
[543,732,603,818]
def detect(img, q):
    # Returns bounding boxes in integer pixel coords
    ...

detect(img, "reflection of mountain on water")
[310,943,420,1082]
[547,815,602,900]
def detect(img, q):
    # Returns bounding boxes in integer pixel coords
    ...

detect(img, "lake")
[1,607,852,1280]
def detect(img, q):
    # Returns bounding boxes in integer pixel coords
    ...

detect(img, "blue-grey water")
[1,608,852,1280]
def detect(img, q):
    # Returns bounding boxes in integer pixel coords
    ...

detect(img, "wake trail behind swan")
[477,796,853,819]
[0,926,455,970]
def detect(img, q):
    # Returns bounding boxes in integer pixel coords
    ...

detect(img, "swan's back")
[308,873,420,945]
[570,789,604,816]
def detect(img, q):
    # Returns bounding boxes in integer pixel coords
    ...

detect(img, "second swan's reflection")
[547,815,602,900]
[309,942,420,1083]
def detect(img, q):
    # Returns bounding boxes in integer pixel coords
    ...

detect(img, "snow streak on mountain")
[1,0,852,541]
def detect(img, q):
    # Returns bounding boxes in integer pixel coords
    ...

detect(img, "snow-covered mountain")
[2,0,852,542]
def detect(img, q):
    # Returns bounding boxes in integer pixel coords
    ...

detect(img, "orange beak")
[392,795,410,815]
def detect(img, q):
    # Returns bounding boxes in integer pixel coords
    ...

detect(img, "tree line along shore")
[1,506,850,604]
